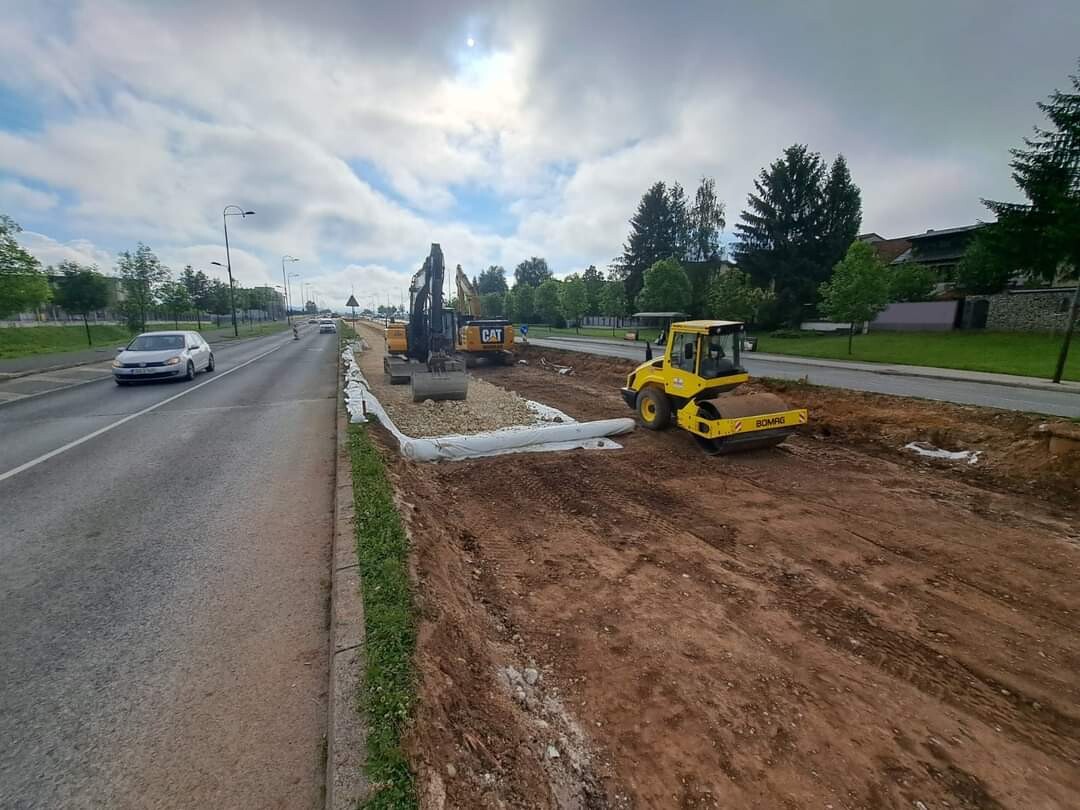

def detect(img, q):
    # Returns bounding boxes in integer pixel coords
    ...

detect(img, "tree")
[636,258,692,313]
[821,155,863,271]
[508,284,535,322]
[514,257,552,288]
[305,300,318,314]
[618,181,677,307]
[0,214,51,317]
[180,265,211,328]
[476,265,509,295]
[535,278,563,325]
[668,181,691,259]
[52,262,111,345]
[560,275,588,332]
[887,262,937,302]
[600,278,628,316]
[954,230,1013,294]
[735,145,862,326]
[707,268,774,324]
[582,264,605,315]
[159,281,192,328]
[689,177,725,261]
[818,241,889,354]
[206,278,231,315]
[116,243,168,332]
[981,62,1080,382]
[480,292,505,318]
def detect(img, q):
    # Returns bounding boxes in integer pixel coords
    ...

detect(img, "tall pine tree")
[981,62,1080,383]
[668,181,692,261]
[617,181,677,308]
[734,144,861,326]
[690,177,725,261]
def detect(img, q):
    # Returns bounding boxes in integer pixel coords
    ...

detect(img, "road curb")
[325,348,369,809]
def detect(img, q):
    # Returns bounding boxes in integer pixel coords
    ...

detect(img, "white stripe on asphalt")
[0,342,286,484]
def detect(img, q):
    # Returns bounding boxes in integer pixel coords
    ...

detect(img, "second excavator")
[453,265,516,367]
[388,243,469,402]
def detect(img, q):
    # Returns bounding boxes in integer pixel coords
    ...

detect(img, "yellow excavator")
[620,320,807,454]
[454,265,515,366]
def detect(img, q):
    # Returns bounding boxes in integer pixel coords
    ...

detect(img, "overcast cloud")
[0,0,1077,309]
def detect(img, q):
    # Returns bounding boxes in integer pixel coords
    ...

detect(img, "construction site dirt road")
[355,324,1079,810]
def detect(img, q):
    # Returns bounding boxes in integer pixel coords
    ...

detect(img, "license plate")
[133,367,157,374]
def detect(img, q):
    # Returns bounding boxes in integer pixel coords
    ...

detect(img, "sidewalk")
[523,334,1080,394]
[0,323,286,379]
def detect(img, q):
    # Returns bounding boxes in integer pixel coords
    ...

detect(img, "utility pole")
[1052,281,1080,384]
[222,205,255,337]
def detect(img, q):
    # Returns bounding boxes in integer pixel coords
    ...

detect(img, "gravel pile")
[351,329,538,437]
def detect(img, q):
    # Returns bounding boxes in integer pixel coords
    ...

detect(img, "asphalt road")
[0,326,338,809]
[526,335,1080,418]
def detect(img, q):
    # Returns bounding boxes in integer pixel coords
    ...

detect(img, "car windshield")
[127,335,184,351]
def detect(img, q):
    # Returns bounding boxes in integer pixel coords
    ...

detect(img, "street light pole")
[222,205,255,337]
[281,255,299,324]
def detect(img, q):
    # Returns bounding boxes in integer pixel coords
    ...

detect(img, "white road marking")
[0,391,27,401]
[0,342,285,484]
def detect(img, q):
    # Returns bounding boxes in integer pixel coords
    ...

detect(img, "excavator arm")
[455,264,482,319]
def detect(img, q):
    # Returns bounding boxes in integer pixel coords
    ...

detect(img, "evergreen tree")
[821,155,863,271]
[734,144,862,326]
[689,177,725,261]
[668,181,691,260]
[981,62,1080,382]
[618,181,677,307]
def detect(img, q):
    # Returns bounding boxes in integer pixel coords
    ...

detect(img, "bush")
[770,328,806,339]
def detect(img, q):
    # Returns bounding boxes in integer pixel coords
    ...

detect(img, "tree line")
[0,227,284,344]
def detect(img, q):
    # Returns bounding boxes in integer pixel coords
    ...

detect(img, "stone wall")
[964,289,1077,332]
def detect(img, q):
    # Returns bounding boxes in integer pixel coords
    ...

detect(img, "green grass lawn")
[754,331,1079,381]
[0,320,289,359]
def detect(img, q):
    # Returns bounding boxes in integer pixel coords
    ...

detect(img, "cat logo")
[480,327,504,344]
[755,416,786,428]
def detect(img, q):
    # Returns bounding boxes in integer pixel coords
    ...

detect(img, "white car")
[112,331,214,385]
[318,319,337,333]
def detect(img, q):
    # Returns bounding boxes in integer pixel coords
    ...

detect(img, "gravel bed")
[352,327,537,437]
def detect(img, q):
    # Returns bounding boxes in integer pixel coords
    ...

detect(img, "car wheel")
[206,353,215,372]
[185,360,195,381]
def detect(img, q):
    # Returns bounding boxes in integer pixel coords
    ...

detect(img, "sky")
[1,1,1077,312]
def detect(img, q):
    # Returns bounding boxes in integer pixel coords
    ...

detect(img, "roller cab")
[620,320,807,454]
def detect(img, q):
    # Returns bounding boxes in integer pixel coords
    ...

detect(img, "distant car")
[308,318,317,324]
[112,331,214,385]
[319,319,337,334]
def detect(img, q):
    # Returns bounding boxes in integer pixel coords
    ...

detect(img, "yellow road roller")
[620,320,807,454]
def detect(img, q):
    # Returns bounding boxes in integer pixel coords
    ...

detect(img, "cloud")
[1,0,1078,310]
[16,230,114,269]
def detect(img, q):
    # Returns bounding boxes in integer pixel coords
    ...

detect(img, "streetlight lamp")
[281,255,299,324]
[222,205,255,337]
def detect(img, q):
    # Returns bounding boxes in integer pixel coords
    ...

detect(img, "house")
[891,224,986,283]
[857,232,913,266]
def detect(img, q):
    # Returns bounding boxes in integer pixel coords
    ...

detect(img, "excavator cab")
[620,321,807,454]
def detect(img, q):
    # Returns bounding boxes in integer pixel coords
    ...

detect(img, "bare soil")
[374,344,1080,809]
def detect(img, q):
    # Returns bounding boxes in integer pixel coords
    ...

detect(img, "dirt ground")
[369,342,1080,809]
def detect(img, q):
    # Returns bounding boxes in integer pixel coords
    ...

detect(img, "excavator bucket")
[694,392,801,454]
[410,364,468,402]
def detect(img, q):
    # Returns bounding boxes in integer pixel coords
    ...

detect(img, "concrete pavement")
[524,335,1080,418]
[0,326,339,808]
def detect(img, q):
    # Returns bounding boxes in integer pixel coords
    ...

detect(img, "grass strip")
[346,371,417,808]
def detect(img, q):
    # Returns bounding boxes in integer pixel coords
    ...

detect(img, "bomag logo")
[755,416,786,428]
[480,327,504,343]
